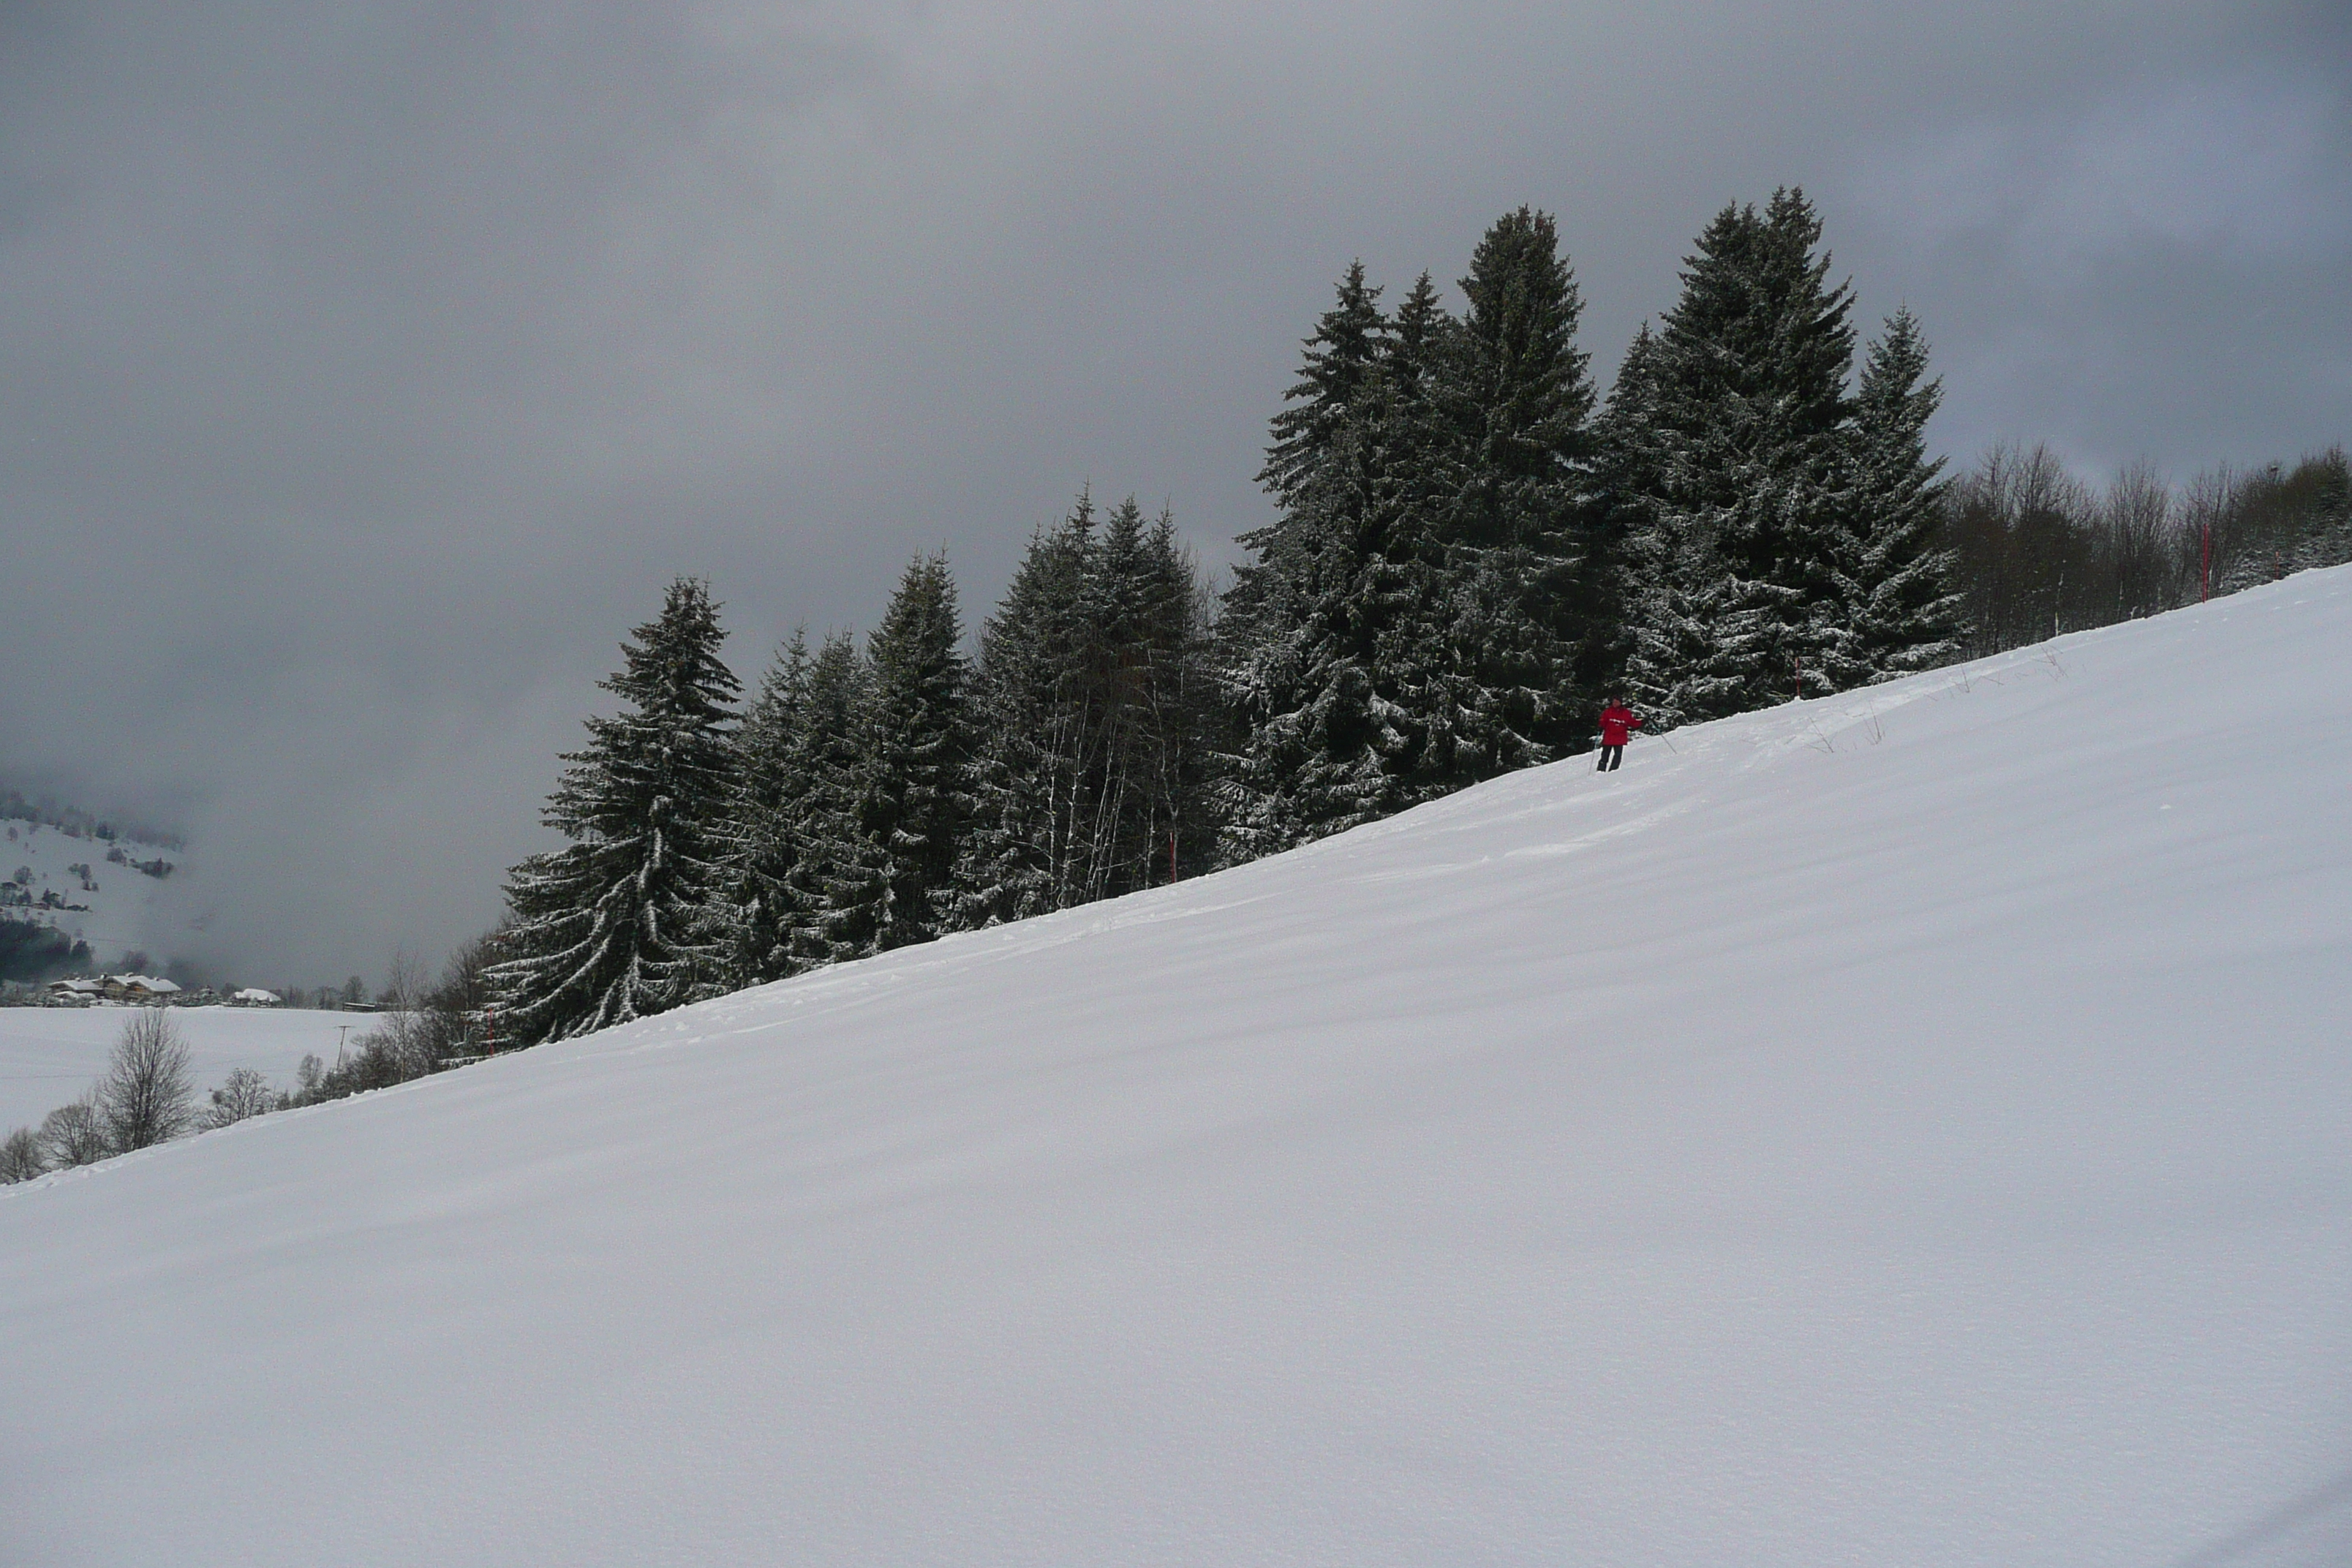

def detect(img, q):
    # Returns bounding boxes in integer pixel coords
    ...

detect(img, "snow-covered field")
[0,1006,373,1131]
[4,570,2348,1567]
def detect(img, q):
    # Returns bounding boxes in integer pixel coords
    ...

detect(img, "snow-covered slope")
[0,1006,374,1131]
[4,571,2349,1568]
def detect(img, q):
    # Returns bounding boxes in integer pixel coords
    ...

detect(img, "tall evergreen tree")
[1225,213,1600,853]
[960,506,1088,924]
[1447,207,1594,549]
[856,553,969,952]
[1068,499,1215,899]
[1607,323,1779,727]
[1416,206,1596,782]
[1257,261,1392,514]
[723,630,816,988]
[962,495,1219,914]
[960,500,1096,924]
[1825,308,1964,683]
[491,578,741,1043]
[1224,268,1415,856]
[790,633,887,967]
[1617,188,1857,718]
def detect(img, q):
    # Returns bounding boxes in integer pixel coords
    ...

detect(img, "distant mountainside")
[0,808,192,981]
[0,789,183,852]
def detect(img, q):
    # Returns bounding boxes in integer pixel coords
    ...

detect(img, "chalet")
[102,974,182,1002]
[229,988,282,1008]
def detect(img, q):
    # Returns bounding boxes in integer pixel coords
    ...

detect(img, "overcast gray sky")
[4,0,2347,983]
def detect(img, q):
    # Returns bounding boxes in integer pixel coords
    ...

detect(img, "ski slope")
[4,570,2348,1567]
[0,1006,374,1131]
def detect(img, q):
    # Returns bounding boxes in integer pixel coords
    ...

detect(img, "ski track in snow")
[2,570,2349,1567]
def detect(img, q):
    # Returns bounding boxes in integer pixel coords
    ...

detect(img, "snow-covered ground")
[0,1006,374,1131]
[3,570,2348,1567]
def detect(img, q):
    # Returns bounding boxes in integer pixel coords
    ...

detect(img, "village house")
[110,974,181,1002]
[42,973,188,1004]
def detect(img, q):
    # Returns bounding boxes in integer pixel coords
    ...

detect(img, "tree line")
[484,495,1227,1046]
[8,189,2338,1126]
[1945,441,2349,655]
[473,188,2348,1048]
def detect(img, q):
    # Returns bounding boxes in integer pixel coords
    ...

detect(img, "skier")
[1595,697,1643,772]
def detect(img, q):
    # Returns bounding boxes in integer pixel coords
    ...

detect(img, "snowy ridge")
[3,570,2349,1567]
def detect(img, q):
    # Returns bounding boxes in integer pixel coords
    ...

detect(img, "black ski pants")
[1597,744,1624,772]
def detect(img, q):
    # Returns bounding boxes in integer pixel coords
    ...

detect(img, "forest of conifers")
[478,189,2350,1048]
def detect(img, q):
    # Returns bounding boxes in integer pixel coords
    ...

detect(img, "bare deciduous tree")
[203,1068,279,1130]
[38,1098,112,1168]
[94,1008,195,1151]
[1,1126,45,1183]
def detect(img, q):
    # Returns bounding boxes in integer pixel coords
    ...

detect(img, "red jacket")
[1599,704,1642,747]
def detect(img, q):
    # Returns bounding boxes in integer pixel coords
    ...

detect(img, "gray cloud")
[4,0,2345,980]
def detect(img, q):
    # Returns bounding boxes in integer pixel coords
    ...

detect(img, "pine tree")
[1225,213,1600,852]
[1415,207,1596,783]
[1224,268,1418,856]
[1447,208,1594,549]
[857,553,969,952]
[1605,328,1782,725]
[490,578,741,1043]
[1826,308,1964,683]
[1619,522,1784,729]
[1616,188,1858,718]
[1258,261,1392,513]
[790,633,887,966]
[962,495,1220,913]
[959,501,1095,924]
[722,631,816,988]
[1082,502,1223,893]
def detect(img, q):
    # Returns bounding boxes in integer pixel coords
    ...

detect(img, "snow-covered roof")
[232,988,281,1003]
[110,973,181,994]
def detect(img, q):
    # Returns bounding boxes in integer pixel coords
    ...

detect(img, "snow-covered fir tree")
[720,631,818,988]
[1067,498,1219,897]
[1616,189,1858,719]
[788,633,888,968]
[1226,211,1600,853]
[853,554,970,953]
[2301,450,2352,572]
[1413,206,1596,783]
[1604,325,1782,727]
[1257,260,1392,516]
[490,578,741,1044]
[961,494,1219,918]
[1224,271,1425,856]
[1823,307,1964,685]
[958,501,1096,924]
